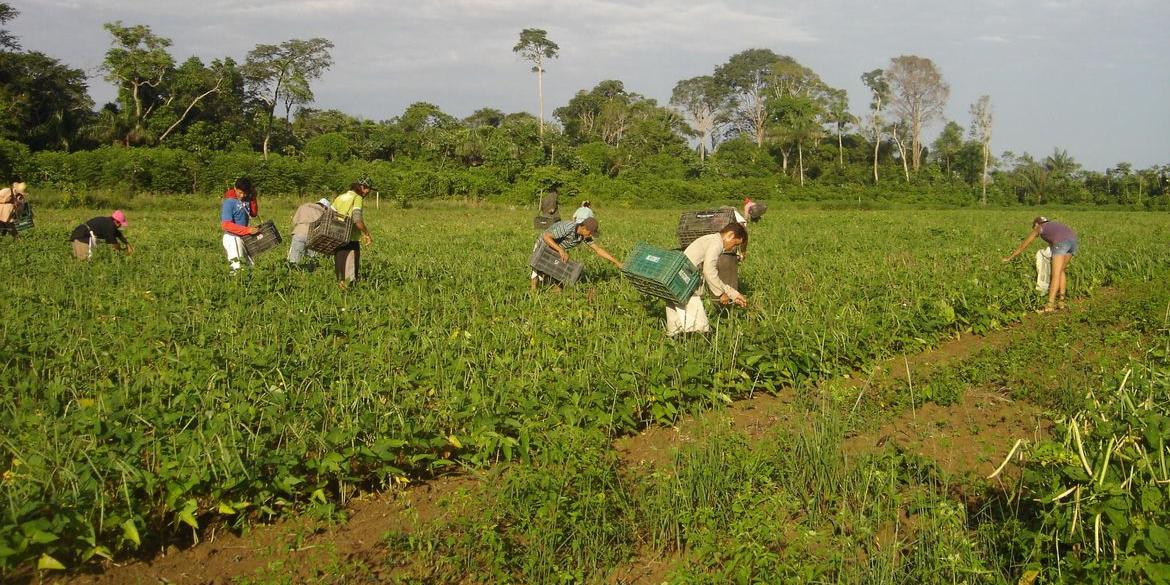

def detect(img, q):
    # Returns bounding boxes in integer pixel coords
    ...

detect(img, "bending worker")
[530,217,621,290]
[1003,216,1078,313]
[666,223,749,335]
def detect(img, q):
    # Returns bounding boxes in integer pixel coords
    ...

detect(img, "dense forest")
[0,4,1165,207]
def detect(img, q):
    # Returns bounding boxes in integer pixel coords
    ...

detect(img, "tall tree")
[930,121,964,176]
[101,21,175,145]
[513,28,559,145]
[822,88,852,167]
[714,48,783,147]
[243,37,334,159]
[763,56,829,178]
[0,3,19,51]
[670,75,728,161]
[0,50,93,150]
[885,55,949,171]
[861,69,890,184]
[969,95,993,205]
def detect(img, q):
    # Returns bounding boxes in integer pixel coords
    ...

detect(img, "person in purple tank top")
[1003,216,1078,313]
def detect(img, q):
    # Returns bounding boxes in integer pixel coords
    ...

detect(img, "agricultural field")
[2,202,1170,582]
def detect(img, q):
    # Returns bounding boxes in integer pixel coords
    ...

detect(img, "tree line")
[0,5,1165,207]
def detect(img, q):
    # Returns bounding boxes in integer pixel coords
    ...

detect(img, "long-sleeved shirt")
[220,196,252,236]
[291,202,328,237]
[0,188,18,222]
[683,232,741,300]
[69,216,127,245]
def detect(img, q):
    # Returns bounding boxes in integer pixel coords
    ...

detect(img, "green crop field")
[2,203,1169,581]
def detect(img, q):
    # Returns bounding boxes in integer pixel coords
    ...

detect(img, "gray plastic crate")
[529,241,583,285]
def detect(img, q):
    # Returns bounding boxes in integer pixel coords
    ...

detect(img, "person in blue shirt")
[220,178,260,273]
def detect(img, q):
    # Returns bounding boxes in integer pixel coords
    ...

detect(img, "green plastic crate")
[622,241,701,303]
[13,203,33,232]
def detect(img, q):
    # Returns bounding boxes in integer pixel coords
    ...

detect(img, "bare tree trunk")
[872,131,880,184]
[891,128,910,183]
[158,77,224,143]
[798,143,805,187]
[837,126,844,166]
[537,64,545,144]
[980,144,989,205]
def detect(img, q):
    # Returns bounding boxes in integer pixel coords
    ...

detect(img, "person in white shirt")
[666,223,748,335]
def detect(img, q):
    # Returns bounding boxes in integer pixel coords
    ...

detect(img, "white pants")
[665,295,710,336]
[1035,247,1052,293]
[222,234,253,271]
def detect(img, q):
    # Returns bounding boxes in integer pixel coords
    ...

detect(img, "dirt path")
[46,307,1076,584]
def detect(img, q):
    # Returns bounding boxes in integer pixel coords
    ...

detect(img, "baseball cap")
[579,217,599,237]
[1033,216,1049,225]
[317,198,331,207]
[112,210,128,226]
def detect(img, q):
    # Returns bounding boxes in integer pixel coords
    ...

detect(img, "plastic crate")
[13,203,33,232]
[307,210,353,254]
[622,241,701,304]
[242,220,282,257]
[528,240,583,285]
[677,209,736,249]
[533,215,556,230]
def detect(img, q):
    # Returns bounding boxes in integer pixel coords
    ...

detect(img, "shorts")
[1051,239,1078,256]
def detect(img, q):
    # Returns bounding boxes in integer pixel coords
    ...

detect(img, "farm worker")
[220,177,260,274]
[538,187,560,222]
[287,197,331,268]
[572,200,594,222]
[715,205,749,290]
[0,179,27,239]
[744,197,767,222]
[665,223,749,336]
[331,180,374,288]
[1003,216,1078,313]
[69,210,131,260]
[530,217,621,290]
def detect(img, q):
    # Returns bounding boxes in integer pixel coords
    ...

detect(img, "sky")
[10,0,1170,171]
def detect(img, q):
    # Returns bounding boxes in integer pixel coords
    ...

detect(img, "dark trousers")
[335,241,360,281]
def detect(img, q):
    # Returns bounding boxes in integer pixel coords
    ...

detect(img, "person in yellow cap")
[1003,216,1078,312]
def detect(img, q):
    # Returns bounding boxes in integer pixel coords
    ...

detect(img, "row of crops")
[1,204,1167,572]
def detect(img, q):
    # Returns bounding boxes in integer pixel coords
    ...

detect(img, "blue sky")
[12,0,1170,171]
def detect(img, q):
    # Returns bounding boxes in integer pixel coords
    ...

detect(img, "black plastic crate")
[747,201,768,221]
[529,241,583,285]
[307,211,353,254]
[677,209,736,249]
[242,220,282,257]
[534,215,556,230]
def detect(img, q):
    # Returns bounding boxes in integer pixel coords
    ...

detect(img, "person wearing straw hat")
[529,216,621,291]
[220,177,260,274]
[0,179,27,239]
[666,223,748,336]
[1003,216,1078,313]
[287,197,332,269]
[69,210,132,260]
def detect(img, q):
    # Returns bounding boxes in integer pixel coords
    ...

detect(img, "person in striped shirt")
[530,217,621,290]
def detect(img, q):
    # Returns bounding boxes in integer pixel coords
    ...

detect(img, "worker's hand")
[557,249,569,263]
[733,295,748,308]
[738,252,747,262]
[610,258,622,268]
[361,233,372,246]
[125,244,134,255]
[249,226,261,235]
[719,293,731,305]
[1001,256,1012,263]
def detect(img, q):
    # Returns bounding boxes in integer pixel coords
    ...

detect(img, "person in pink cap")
[69,210,132,260]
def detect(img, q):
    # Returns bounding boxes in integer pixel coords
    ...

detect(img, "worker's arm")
[702,242,744,305]
[587,242,622,268]
[1003,227,1041,262]
[543,231,569,262]
[353,208,372,245]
